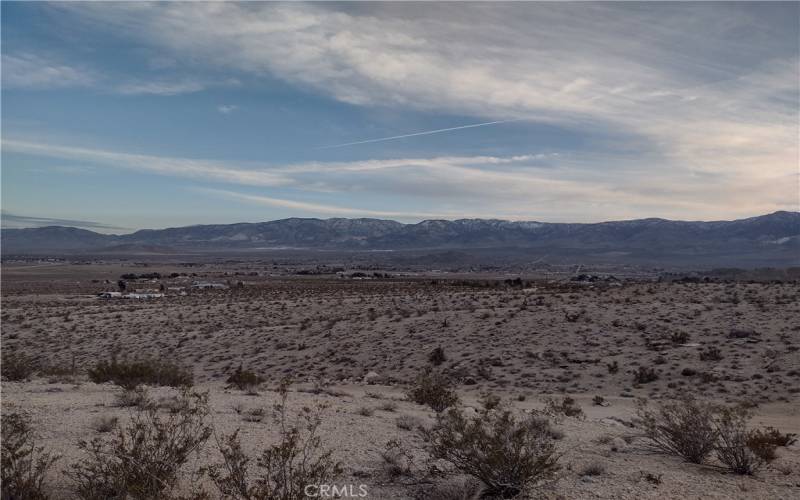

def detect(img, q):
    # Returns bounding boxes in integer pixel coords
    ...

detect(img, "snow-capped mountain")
[3,212,798,266]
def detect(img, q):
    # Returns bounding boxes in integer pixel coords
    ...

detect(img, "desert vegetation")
[406,369,460,412]
[1,265,798,498]
[638,397,797,475]
[1,412,60,500]
[208,380,342,500]
[422,406,561,497]
[69,390,211,499]
[87,357,193,389]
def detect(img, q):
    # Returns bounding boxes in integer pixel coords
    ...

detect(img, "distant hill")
[2,212,798,267]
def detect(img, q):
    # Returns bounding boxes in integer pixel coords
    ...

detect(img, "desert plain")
[1,258,799,499]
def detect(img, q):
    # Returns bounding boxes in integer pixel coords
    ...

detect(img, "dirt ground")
[2,261,799,498]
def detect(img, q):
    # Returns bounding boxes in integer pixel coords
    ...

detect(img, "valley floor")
[2,264,799,498]
[2,380,800,499]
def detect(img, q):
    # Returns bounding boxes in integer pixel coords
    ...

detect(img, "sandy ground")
[2,380,799,499]
[2,263,799,498]
[2,276,799,403]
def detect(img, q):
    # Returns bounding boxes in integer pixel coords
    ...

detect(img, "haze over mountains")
[2,211,798,267]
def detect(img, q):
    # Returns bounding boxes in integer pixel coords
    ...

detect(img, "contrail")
[317,118,525,149]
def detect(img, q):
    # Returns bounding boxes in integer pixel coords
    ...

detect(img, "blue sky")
[2,2,798,233]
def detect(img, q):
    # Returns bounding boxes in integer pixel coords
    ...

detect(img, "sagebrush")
[422,408,560,498]
[637,397,718,464]
[1,412,60,500]
[69,389,211,499]
[2,350,38,382]
[207,379,342,500]
[407,369,460,412]
[226,365,265,392]
[715,406,776,475]
[88,357,193,389]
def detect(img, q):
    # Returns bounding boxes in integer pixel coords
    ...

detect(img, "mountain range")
[2,211,799,266]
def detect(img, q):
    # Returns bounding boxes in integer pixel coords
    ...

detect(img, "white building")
[192,282,228,289]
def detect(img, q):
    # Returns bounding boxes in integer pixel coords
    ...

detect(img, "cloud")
[2,139,291,187]
[193,188,443,219]
[116,80,208,96]
[3,139,558,195]
[1,211,124,231]
[5,138,795,222]
[46,2,797,183]
[2,51,238,95]
[217,104,238,114]
[1,53,94,89]
[4,4,797,222]
[115,77,239,96]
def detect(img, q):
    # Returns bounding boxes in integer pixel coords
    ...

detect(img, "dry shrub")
[226,365,265,393]
[422,408,560,498]
[114,386,151,408]
[639,471,662,485]
[479,392,502,412]
[699,346,723,362]
[2,350,38,381]
[380,439,416,479]
[69,390,212,499]
[637,397,718,464]
[633,366,659,384]
[1,412,60,500]
[714,407,776,475]
[242,408,266,423]
[543,396,585,420]
[207,380,342,500]
[89,416,119,433]
[396,414,424,431]
[39,355,80,383]
[407,369,460,412]
[88,358,193,389]
[639,398,791,475]
[749,427,797,447]
[157,393,202,414]
[429,346,447,366]
[579,462,606,477]
[670,331,690,344]
[355,406,375,417]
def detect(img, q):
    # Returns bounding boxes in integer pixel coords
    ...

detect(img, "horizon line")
[2,209,795,235]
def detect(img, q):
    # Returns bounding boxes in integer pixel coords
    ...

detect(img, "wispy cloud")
[115,77,239,96]
[1,53,94,89]
[217,104,238,114]
[2,51,237,96]
[5,138,795,222]
[2,139,291,187]
[116,80,207,96]
[1,211,124,231]
[193,188,443,219]
[47,2,796,181]
[4,2,797,222]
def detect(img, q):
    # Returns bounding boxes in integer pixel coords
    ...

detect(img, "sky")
[1,2,798,233]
